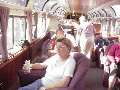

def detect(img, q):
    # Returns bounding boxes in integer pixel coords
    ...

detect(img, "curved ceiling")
[37,0,68,16]
[112,5,120,17]
[87,0,120,19]
[0,0,120,18]
[33,0,70,17]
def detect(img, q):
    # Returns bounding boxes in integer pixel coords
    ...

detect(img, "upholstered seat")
[18,52,90,90]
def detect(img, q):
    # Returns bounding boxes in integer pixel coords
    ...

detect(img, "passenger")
[107,38,120,90]
[18,38,76,90]
[56,24,79,52]
[22,40,30,48]
[102,44,112,87]
[78,15,95,59]
[56,26,64,39]
[102,38,119,87]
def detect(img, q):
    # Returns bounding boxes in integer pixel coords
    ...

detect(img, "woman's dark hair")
[56,38,72,51]
[22,40,30,48]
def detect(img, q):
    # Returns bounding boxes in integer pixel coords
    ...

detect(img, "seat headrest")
[73,52,88,65]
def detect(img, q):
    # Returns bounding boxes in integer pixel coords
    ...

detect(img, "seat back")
[69,53,90,89]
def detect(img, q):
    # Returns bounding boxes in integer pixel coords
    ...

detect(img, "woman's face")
[56,42,70,59]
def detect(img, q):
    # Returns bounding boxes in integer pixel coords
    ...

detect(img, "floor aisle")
[84,67,108,90]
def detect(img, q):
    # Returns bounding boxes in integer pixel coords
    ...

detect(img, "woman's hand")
[115,57,120,63]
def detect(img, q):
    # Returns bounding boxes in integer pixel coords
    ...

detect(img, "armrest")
[69,53,90,87]
[18,69,46,86]
[29,69,46,77]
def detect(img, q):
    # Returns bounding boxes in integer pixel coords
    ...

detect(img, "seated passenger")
[107,40,120,90]
[18,38,76,90]
[55,25,79,52]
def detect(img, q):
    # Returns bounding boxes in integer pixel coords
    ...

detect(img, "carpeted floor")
[84,67,108,90]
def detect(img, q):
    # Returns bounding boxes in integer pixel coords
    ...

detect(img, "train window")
[115,21,120,35]
[7,17,26,54]
[37,15,50,38]
[14,17,26,45]
[7,17,13,50]
[32,14,37,39]
[112,5,120,35]
[32,25,36,38]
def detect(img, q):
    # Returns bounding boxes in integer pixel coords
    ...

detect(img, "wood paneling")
[0,48,29,90]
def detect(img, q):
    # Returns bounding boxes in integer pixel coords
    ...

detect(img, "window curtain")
[34,12,38,38]
[25,10,33,42]
[0,6,9,60]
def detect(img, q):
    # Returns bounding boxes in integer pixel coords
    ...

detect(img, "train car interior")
[0,0,120,90]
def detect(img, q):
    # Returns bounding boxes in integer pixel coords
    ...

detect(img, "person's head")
[56,38,72,59]
[22,40,30,48]
[56,27,65,39]
[58,24,63,30]
[79,15,87,23]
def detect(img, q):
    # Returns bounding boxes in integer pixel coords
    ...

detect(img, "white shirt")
[79,22,95,38]
[41,54,76,87]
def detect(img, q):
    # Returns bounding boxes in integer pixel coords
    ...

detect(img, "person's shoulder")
[68,55,76,64]
[48,54,58,60]
[87,22,94,28]
[53,54,59,58]
[111,43,119,47]
[108,44,119,50]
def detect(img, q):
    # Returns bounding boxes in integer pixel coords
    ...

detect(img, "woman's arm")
[31,63,47,69]
[32,55,56,69]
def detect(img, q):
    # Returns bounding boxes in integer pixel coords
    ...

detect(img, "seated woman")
[55,25,79,52]
[107,42,120,90]
[18,38,76,90]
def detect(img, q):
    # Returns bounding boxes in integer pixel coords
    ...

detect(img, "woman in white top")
[18,38,76,90]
